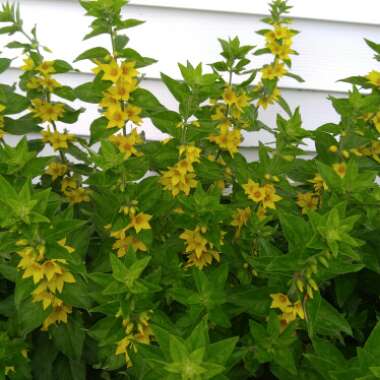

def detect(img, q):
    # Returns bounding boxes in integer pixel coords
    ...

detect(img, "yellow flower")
[109,129,143,159]
[121,60,138,82]
[127,212,152,233]
[40,76,62,92]
[160,162,198,197]
[180,228,208,259]
[45,161,68,181]
[61,177,77,194]
[115,336,133,367]
[235,92,250,111]
[46,270,76,293]
[41,129,75,150]
[125,104,142,125]
[32,282,55,309]
[242,179,266,203]
[223,86,238,106]
[36,60,55,76]
[257,88,281,109]
[292,300,305,320]
[42,260,64,281]
[262,184,282,209]
[270,293,292,313]
[208,124,241,156]
[42,302,72,331]
[366,70,380,87]
[309,173,328,193]
[267,42,292,60]
[296,192,318,214]
[99,92,119,108]
[372,112,380,133]
[185,249,220,270]
[58,238,75,253]
[231,207,251,237]
[5,366,15,375]
[273,25,294,40]
[333,162,346,178]
[26,77,43,90]
[104,104,128,129]
[65,187,91,204]
[180,226,221,269]
[99,59,122,82]
[108,78,136,101]
[179,144,202,164]
[111,228,147,256]
[257,206,266,221]
[261,62,287,80]
[22,262,44,284]
[32,100,65,123]
[211,105,227,121]
[21,56,35,71]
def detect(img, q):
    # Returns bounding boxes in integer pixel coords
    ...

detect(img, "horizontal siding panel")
[7,0,379,94]
[131,0,380,26]
[1,69,340,150]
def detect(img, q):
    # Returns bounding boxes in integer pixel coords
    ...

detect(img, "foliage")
[0,0,379,379]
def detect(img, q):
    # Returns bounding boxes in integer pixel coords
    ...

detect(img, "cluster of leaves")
[0,0,379,379]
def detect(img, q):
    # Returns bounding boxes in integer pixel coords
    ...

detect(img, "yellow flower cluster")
[209,123,242,157]
[256,86,281,109]
[270,293,305,329]
[294,257,322,299]
[179,226,221,270]
[230,207,251,237]
[61,177,91,204]
[45,161,68,181]
[21,58,62,93]
[264,24,294,61]
[222,87,250,115]
[31,99,65,123]
[110,205,151,257]
[16,239,75,330]
[115,311,154,367]
[108,128,143,159]
[308,173,328,194]
[350,141,380,163]
[0,104,6,140]
[296,192,319,214]
[243,179,282,213]
[160,145,201,197]
[94,58,142,129]
[41,128,75,151]
[261,61,287,80]
[255,23,295,109]
[366,70,380,87]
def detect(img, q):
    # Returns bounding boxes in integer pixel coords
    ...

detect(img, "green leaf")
[89,116,115,144]
[0,57,11,73]
[74,80,110,103]
[161,72,191,104]
[53,59,73,73]
[3,115,42,134]
[74,47,110,62]
[117,18,145,30]
[54,86,76,101]
[0,84,29,114]
[119,48,157,68]
[51,315,85,360]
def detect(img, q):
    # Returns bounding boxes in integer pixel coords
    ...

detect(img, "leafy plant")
[0,0,379,379]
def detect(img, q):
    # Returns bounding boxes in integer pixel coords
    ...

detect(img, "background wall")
[3,0,380,154]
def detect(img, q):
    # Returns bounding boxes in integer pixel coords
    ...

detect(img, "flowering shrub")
[0,0,380,379]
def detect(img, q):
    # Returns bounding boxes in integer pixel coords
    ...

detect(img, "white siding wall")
[3,0,380,151]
